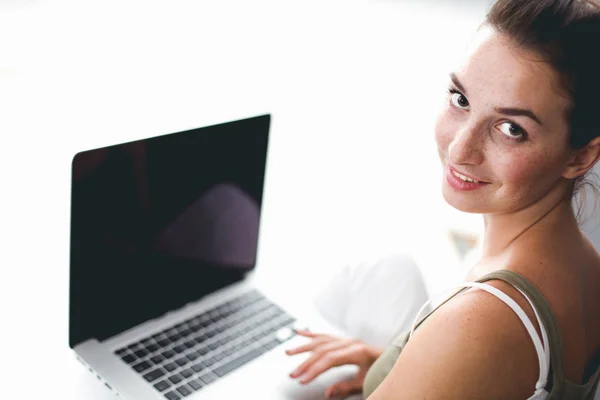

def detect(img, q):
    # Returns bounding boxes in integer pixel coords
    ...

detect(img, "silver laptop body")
[69,115,357,400]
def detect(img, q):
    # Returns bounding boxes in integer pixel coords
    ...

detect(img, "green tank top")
[362,270,600,399]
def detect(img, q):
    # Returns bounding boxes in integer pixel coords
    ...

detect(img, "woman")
[285,0,600,398]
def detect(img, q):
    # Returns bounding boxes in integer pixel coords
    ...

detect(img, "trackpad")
[274,364,361,399]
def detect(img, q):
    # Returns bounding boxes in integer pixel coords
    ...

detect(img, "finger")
[289,339,351,377]
[290,339,355,375]
[299,344,363,384]
[285,336,333,356]
[325,378,363,399]
[291,339,357,379]
[293,329,321,338]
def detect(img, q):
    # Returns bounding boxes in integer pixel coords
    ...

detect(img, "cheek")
[496,157,535,184]
[492,147,562,189]
[434,109,454,155]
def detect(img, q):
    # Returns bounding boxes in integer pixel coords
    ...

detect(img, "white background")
[9,0,599,398]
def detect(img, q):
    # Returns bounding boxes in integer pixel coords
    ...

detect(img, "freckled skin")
[435,28,574,215]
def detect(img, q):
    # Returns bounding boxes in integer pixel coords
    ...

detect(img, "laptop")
[69,114,358,399]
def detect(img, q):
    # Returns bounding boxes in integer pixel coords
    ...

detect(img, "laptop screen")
[69,115,271,348]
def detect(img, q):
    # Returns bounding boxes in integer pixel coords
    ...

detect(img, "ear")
[563,136,600,179]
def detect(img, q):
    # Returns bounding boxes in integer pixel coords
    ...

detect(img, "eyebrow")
[494,106,543,125]
[449,72,543,126]
[450,73,467,95]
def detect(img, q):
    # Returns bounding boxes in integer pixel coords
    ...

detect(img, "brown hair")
[485,0,600,221]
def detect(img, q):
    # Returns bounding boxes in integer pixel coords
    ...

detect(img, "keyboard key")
[204,330,217,339]
[175,357,190,367]
[188,378,204,391]
[194,334,208,344]
[168,333,182,343]
[132,360,152,373]
[213,346,267,377]
[199,319,211,329]
[215,305,226,314]
[165,391,181,400]
[121,354,136,364]
[116,348,128,356]
[207,342,221,351]
[150,355,166,365]
[257,313,273,323]
[127,343,140,350]
[162,349,176,359]
[217,303,229,311]
[146,343,160,353]
[166,328,178,336]
[164,362,178,372]
[221,321,235,330]
[214,325,226,334]
[173,345,187,354]
[180,368,194,378]
[143,367,166,382]
[168,374,183,384]
[176,384,192,397]
[224,347,236,357]
[157,338,171,347]
[141,338,153,347]
[186,351,200,361]
[263,339,281,350]
[191,362,206,373]
[196,346,210,356]
[179,328,192,338]
[202,357,217,367]
[199,373,216,385]
[153,380,171,392]
[174,323,186,331]
[134,349,149,358]
[234,343,244,351]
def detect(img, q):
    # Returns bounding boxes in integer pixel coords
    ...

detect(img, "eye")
[498,121,527,141]
[448,88,469,109]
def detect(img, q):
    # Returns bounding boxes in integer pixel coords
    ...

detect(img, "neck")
[481,188,580,259]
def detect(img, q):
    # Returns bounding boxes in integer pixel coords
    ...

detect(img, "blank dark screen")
[69,115,270,348]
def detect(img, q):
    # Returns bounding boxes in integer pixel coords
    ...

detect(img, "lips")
[449,166,488,183]
[446,166,490,191]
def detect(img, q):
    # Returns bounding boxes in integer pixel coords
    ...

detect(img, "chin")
[441,184,488,214]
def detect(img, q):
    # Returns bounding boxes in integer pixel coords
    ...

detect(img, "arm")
[368,281,541,400]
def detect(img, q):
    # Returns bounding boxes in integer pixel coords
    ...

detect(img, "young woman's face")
[435,27,574,215]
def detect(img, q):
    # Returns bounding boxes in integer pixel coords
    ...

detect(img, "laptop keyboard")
[114,289,297,399]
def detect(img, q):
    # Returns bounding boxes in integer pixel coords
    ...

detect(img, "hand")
[285,329,383,399]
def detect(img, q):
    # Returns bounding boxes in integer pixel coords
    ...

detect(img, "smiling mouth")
[451,169,486,184]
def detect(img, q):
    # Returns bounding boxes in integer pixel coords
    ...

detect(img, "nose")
[448,122,485,166]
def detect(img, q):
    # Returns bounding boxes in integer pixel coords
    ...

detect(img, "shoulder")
[368,280,542,400]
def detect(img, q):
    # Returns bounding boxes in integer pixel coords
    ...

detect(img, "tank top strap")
[408,286,471,337]
[408,279,551,392]
[475,269,565,393]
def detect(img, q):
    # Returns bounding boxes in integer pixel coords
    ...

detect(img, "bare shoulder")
[512,239,600,382]
[368,283,541,400]
[498,242,599,383]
